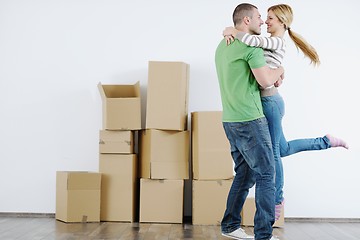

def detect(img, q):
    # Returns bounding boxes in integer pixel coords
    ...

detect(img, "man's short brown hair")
[233,3,257,26]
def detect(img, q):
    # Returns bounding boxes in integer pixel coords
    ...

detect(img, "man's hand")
[274,73,284,87]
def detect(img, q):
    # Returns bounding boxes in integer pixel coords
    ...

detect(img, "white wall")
[1,0,359,218]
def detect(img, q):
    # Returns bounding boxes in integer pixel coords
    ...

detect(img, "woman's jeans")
[221,118,275,240]
[261,93,331,204]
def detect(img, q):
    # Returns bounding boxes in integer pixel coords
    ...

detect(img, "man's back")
[215,38,266,122]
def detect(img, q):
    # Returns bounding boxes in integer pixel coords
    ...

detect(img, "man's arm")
[252,66,284,88]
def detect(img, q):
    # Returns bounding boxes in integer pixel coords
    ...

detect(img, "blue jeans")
[221,118,275,240]
[261,93,331,204]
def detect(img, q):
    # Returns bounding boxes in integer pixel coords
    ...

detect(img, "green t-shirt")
[215,39,266,122]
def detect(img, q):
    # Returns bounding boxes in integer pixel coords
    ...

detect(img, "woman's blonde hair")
[268,4,320,66]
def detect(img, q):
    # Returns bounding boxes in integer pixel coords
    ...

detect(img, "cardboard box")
[241,197,284,228]
[56,171,101,223]
[192,111,233,180]
[98,82,141,130]
[139,178,184,223]
[99,154,138,222]
[192,179,232,225]
[146,61,189,131]
[99,130,134,154]
[140,129,189,179]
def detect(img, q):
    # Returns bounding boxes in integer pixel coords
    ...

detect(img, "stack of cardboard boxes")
[97,82,141,222]
[191,111,234,225]
[55,60,284,226]
[56,82,141,223]
[139,61,190,223]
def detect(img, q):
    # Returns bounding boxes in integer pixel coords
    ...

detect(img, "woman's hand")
[223,26,238,37]
[223,26,238,45]
[224,35,234,45]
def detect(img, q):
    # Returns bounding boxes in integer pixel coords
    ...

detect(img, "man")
[215,3,284,240]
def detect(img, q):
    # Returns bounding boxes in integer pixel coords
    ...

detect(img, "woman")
[223,4,348,220]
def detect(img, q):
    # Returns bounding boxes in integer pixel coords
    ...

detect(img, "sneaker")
[221,228,254,239]
[270,236,279,240]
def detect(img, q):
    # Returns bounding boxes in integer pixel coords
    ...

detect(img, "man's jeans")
[261,93,331,204]
[221,118,275,240]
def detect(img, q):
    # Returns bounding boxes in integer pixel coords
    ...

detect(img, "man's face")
[248,9,264,35]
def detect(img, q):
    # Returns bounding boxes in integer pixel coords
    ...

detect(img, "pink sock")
[326,134,349,149]
[275,199,284,221]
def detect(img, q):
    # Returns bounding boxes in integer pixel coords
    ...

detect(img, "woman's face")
[265,10,284,34]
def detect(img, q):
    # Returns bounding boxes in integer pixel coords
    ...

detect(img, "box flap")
[97,82,106,100]
[134,81,140,97]
[98,81,141,98]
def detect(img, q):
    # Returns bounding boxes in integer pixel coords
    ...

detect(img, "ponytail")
[288,28,320,66]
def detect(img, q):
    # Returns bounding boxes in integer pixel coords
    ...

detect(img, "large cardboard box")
[146,61,189,131]
[99,154,138,222]
[241,197,284,228]
[56,171,101,223]
[99,130,134,154]
[139,178,184,223]
[192,179,232,225]
[98,82,141,130]
[140,129,189,179]
[192,111,233,180]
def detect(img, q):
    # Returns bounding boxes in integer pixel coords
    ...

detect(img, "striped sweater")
[236,32,286,95]
[236,32,286,69]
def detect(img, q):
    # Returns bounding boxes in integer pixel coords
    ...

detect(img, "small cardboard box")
[99,154,138,222]
[56,171,101,223]
[146,61,189,131]
[192,179,232,225]
[98,82,141,130]
[99,130,134,154]
[241,197,284,228]
[140,129,189,179]
[192,111,233,180]
[139,178,184,223]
